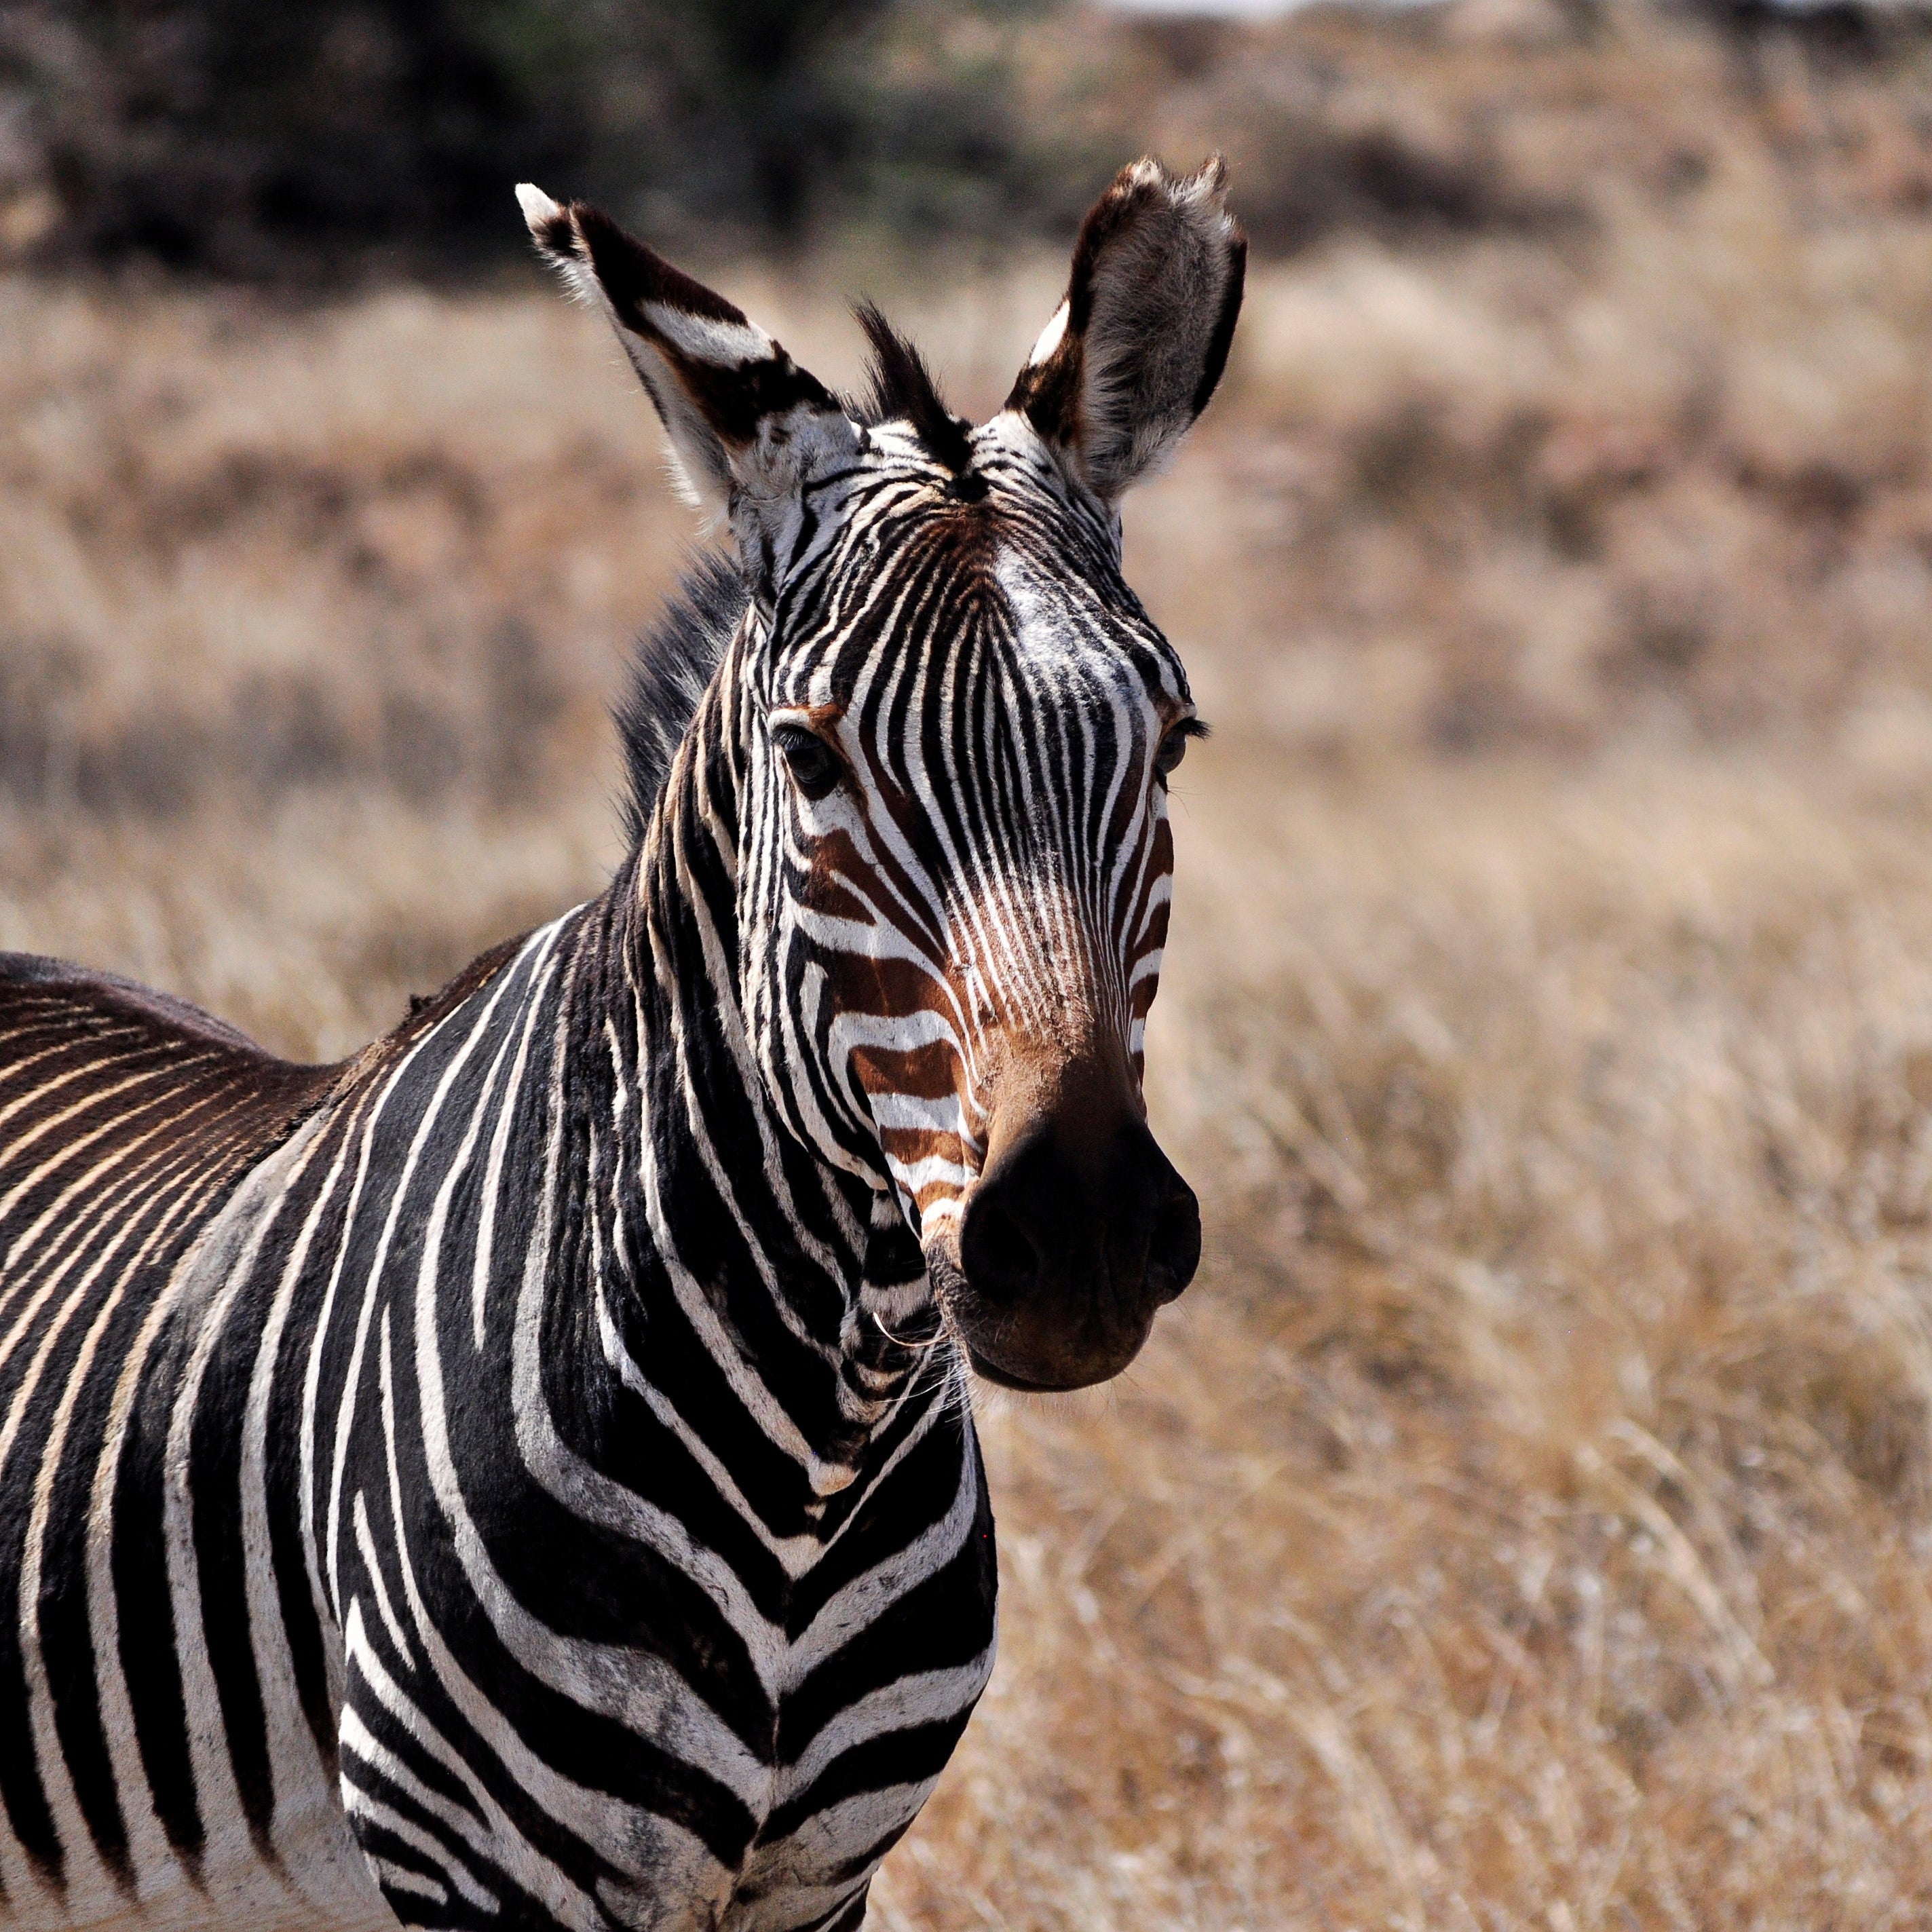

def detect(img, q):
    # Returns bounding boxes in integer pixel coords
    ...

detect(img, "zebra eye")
[772,723,843,801]
[1155,719,1205,782]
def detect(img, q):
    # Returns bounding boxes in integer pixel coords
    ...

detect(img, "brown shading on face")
[819,852,1200,1393]
[768,578,1202,1390]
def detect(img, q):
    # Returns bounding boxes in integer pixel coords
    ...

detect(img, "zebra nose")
[1146,1172,1202,1306]
[955,1185,1042,1305]
[958,1109,1200,1320]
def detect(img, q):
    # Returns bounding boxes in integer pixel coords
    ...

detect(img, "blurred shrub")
[0,0,590,271]
[0,0,1074,273]
[10,0,1932,273]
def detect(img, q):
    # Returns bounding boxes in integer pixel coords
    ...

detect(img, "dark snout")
[953,1103,1200,1391]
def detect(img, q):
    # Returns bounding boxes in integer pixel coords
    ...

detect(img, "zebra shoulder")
[0,949,341,1148]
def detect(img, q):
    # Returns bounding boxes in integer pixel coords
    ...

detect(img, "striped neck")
[583,650,951,1528]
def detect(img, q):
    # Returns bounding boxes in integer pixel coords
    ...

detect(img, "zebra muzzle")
[948,1101,1200,1391]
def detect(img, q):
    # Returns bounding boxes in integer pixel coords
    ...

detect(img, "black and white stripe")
[0,154,1243,1931]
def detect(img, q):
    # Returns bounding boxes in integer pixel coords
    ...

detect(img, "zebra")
[0,154,1245,1932]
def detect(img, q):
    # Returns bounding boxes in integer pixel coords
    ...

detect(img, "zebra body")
[0,156,1243,1931]
[0,892,990,1929]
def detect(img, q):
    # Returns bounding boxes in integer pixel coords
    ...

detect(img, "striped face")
[735,414,1205,1386]
[525,153,1245,1388]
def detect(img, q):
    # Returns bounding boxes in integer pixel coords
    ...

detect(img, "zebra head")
[523,158,1245,1393]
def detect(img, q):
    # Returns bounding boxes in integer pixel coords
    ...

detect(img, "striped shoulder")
[0,951,341,1145]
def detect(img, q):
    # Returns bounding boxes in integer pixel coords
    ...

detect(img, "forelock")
[850,305,974,476]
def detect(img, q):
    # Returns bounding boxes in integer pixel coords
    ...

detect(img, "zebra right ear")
[1008,156,1246,502]
[517,185,856,529]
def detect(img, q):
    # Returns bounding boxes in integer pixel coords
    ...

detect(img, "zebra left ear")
[1008,155,1246,501]
[517,185,856,531]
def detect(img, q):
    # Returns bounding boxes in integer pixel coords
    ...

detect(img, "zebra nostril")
[960,1196,1041,1304]
[1145,1183,1201,1304]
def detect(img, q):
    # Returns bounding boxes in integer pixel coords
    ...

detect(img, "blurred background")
[10,0,1932,1922]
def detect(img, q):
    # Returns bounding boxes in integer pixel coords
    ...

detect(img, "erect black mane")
[617,551,746,842]
[852,305,974,475]
[618,310,970,844]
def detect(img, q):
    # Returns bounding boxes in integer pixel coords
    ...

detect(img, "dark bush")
[0,0,1063,273]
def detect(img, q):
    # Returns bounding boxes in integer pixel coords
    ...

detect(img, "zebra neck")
[590,719,953,1520]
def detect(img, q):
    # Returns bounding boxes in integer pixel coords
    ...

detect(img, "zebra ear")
[517,185,856,525]
[1008,156,1246,501]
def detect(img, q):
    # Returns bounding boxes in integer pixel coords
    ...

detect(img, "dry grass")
[1099,0,1932,759]
[11,10,1932,1921]
[886,748,1932,1929]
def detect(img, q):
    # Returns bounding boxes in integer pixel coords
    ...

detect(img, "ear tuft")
[518,182,607,319]
[1009,154,1246,501]
[515,182,571,254]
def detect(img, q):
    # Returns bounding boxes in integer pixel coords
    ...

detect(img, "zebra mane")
[852,305,973,474]
[617,550,746,841]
